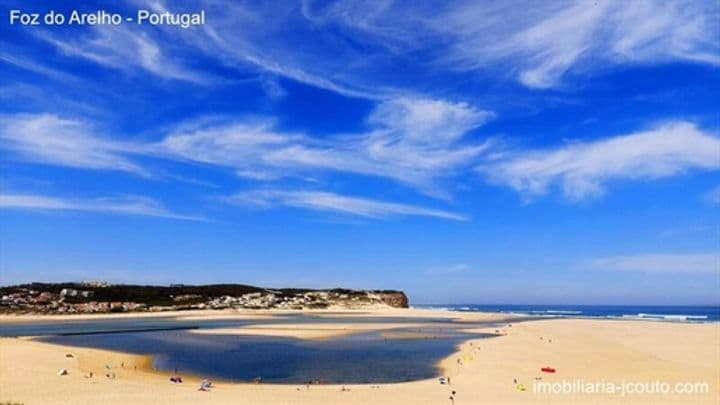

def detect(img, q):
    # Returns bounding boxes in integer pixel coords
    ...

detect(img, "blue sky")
[1,0,719,304]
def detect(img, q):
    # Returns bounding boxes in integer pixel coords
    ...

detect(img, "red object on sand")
[541,367,556,373]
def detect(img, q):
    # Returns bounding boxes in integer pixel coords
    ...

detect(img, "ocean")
[415,304,720,322]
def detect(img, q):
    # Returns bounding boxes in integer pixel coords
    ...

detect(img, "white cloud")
[359,97,494,188]
[589,253,719,274]
[124,0,386,98]
[184,0,719,91]
[435,1,720,88]
[228,189,467,221]
[0,114,146,175]
[0,96,492,195]
[483,121,720,200]
[221,43,383,100]
[37,27,211,84]
[14,1,719,95]
[157,118,298,167]
[367,97,494,145]
[313,1,719,90]
[0,193,204,221]
[235,169,284,181]
[157,97,493,191]
[3,112,717,204]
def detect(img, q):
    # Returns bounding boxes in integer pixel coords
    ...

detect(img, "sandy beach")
[1,309,718,404]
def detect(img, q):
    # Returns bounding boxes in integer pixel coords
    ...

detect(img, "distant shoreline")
[2,304,718,326]
[414,304,720,323]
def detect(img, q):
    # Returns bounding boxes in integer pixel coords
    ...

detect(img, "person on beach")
[199,379,212,391]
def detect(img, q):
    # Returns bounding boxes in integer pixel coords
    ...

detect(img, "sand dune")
[191,322,427,340]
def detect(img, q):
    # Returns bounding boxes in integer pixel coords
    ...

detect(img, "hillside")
[0,282,409,314]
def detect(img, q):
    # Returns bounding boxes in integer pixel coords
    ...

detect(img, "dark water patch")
[0,316,218,337]
[36,325,496,384]
[0,314,461,337]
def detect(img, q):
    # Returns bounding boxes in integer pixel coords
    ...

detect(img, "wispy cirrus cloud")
[482,121,720,200]
[436,1,719,88]
[228,189,467,221]
[4,113,719,204]
[0,96,493,196]
[297,0,720,89]
[0,193,204,221]
[589,253,719,274]
[166,0,720,92]
[159,97,493,193]
[0,113,147,175]
[215,0,719,91]
[9,1,718,96]
[36,27,213,84]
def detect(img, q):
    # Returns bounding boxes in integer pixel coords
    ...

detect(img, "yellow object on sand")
[516,384,526,391]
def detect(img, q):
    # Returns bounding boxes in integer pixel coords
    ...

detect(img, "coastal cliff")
[0,283,409,314]
[372,291,409,308]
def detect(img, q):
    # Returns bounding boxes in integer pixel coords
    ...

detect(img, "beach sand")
[1,309,718,404]
[191,322,429,340]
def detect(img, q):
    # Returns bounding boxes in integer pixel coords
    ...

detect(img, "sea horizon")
[414,304,720,322]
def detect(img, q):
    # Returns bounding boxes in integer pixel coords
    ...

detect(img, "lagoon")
[3,314,502,383]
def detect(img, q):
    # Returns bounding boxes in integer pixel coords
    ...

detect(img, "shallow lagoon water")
[1,315,503,383]
[0,314,455,336]
[40,329,490,383]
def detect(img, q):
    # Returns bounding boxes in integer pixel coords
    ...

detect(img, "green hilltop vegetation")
[0,282,409,313]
